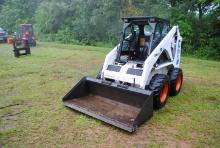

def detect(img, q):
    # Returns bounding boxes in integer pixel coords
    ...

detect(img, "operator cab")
[116,16,170,64]
[15,24,36,46]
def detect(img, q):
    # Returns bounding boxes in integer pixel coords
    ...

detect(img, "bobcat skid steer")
[63,16,183,132]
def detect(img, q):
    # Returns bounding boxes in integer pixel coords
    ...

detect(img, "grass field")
[0,42,220,148]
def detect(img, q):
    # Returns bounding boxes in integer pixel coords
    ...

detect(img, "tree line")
[0,0,219,60]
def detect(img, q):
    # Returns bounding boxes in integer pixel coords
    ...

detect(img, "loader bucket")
[62,77,153,132]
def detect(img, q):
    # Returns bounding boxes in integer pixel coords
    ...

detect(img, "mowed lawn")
[0,42,219,148]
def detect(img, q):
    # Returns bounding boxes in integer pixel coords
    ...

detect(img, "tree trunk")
[198,3,203,20]
[128,0,132,6]
[170,0,176,7]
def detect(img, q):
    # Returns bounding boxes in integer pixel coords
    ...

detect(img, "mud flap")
[62,77,153,132]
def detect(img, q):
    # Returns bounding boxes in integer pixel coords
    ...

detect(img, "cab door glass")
[162,23,169,38]
[122,25,139,51]
[152,23,163,49]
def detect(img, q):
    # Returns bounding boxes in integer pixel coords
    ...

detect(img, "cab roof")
[121,16,169,24]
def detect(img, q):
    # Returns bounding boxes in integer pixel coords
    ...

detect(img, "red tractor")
[13,24,36,57]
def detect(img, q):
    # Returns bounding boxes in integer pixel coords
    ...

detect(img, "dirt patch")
[0,103,22,110]
[58,114,195,147]
[167,140,192,148]
[184,76,220,87]
[179,141,193,148]
[0,104,27,131]
[176,115,191,124]
[206,96,218,101]
[0,114,18,131]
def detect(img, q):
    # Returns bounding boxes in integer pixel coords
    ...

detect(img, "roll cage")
[116,16,170,63]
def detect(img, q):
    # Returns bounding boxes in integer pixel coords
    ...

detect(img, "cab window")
[152,23,163,49]
[162,23,169,38]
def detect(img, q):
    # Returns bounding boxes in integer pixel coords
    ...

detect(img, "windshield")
[17,25,34,37]
[124,24,139,40]
[117,22,155,62]
[21,25,33,35]
[121,24,139,52]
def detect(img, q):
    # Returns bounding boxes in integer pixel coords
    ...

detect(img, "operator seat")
[139,36,150,60]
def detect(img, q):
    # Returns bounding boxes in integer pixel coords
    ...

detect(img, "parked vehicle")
[0,27,7,43]
[14,24,36,46]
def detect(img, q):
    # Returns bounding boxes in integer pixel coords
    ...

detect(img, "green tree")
[0,0,41,32]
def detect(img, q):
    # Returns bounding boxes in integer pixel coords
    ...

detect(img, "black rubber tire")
[96,72,101,79]
[26,48,31,54]
[14,50,19,58]
[168,68,183,96]
[32,40,36,47]
[96,67,102,79]
[149,74,170,109]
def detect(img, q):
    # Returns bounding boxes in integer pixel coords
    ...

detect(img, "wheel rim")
[160,83,169,103]
[175,74,182,92]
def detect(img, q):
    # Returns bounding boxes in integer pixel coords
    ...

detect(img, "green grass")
[0,42,219,148]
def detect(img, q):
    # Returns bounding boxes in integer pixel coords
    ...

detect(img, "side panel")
[173,27,182,68]
[101,45,118,78]
[140,26,179,88]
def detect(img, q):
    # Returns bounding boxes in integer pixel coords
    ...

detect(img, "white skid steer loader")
[63,16,183,132]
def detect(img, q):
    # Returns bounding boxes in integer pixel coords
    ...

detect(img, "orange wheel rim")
[160,83,169,103]
[175,74,182,92]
